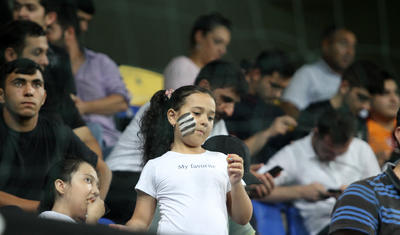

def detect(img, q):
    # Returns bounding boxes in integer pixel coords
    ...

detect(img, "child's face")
[172,92,216,147]
[63,162,100,222]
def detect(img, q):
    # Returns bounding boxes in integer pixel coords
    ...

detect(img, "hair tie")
[165,89,174,99]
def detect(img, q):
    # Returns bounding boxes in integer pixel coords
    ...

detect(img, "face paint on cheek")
[177,112,196,137]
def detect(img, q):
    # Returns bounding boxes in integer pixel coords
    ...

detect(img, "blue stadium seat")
[252,200,309,235]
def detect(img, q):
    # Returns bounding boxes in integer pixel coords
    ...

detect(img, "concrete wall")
[84,0,400,75]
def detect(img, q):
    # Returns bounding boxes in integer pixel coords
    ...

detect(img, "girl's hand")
[227,154,244,186]
[86,198,105,224]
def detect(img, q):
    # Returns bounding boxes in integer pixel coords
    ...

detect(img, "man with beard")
[281,26,357,118]
[45,4,130,156]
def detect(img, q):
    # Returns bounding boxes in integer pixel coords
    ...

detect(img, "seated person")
[226,49,296,162]
[46,5,130,154]
[73,0,95,34]
[329,108,400,235]
[38,158,105,224]
[164,12,231,89]
[0,59,98,211]
[296,60,385,141]
[367,72,400,166]
[281,26,357,118]
[257,109,380,235]
[0,20,111,199]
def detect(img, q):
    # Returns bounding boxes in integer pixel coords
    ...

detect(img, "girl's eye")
[85,177,92,184]
[193,112,200,116]
[208,116,214,121]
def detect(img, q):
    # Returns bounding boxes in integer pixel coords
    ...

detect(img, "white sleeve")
[257,146,297,186]
[135,160,157,198]
[163,57,197,89]
[106,102,150,171]
[282,67,313,110]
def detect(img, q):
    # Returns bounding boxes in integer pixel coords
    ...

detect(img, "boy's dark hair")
[0,20,46,64]
[253,49,295,78]
[342,60,385,95]
[0,58,43,89]
[195,60,248,98]
[316,109,356,146]
[140,86,214,164]
[190,12,231,49]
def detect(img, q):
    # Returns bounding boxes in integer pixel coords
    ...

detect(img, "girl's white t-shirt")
[135,150,231,235]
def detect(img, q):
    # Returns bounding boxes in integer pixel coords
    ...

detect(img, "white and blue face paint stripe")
[177,112,196,137]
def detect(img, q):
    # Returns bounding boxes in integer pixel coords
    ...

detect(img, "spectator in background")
[0,20,49,69]
[163,12,231,89]
[226,49,297,163]
[74,0,95,33]
[281,26,357,118]
[0,20,111,199]
[13,0,79,101]
[46,5,130,156]
[295,60,385,141]
[367,72,400,166]
[257,109,380,235]
[329,108,400,235]
[0,59,98,211]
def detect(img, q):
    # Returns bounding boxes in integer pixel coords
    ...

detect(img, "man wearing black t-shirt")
[0,59,98,211]
[226,50,296,163]
[0,20,111,199]
[296,61,385,141]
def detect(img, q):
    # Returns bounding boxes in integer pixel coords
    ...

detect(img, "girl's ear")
[54,179,66,195]
[167,108,178,127]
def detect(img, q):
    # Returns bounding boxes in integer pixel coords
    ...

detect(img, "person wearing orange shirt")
[367,73,400,167]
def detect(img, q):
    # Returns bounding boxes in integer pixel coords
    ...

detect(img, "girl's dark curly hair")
[139,85,214,164]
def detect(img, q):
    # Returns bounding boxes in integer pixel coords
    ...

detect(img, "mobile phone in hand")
[327,189,342,194]
[267,166,283,177]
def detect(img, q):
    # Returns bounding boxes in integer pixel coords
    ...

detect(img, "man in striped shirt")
[329,108,400,235]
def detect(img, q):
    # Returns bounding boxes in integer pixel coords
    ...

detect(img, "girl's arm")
[125,191,157,231]
[226,154,253,225]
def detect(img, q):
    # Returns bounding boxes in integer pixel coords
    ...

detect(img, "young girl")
[117,85,252,234]
[38,158,105,224]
